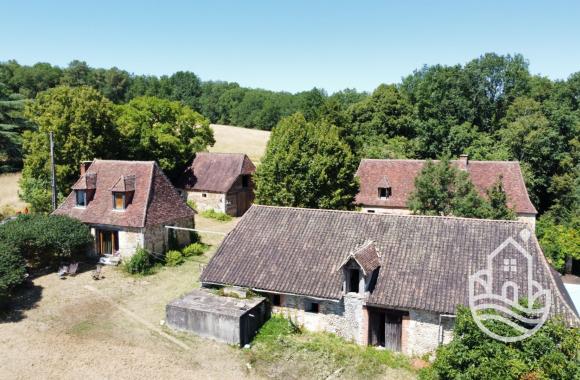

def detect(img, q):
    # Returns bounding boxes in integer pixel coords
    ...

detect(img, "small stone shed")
[166,289,269,347]
[177,152,256,216]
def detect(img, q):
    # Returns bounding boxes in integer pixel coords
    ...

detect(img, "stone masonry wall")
[405,309,454,356]
[186,190,226,213]
[143,216,194,256]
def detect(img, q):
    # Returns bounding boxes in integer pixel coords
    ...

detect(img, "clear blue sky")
[2,0,579,93]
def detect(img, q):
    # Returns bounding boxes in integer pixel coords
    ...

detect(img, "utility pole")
[49,131,57,211]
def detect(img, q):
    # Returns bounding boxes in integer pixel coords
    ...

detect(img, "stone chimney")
[80,160,92,175]
[458,154,469,170]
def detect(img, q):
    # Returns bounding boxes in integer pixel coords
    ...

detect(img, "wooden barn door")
[384,313,402,351]
[236,192,248,216]
[368,308,403,351]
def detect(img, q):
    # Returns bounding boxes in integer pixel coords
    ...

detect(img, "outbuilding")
[178,152,256,217]
[166,288,269,347]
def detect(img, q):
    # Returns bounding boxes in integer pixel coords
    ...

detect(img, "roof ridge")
[360,158,522,164]
[93,159,156,164]
[251,204,529,225]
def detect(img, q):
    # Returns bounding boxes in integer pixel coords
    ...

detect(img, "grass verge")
[246,316,416,379]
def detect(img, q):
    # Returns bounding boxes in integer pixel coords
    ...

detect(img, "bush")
[200,209,232,222]
[123,247,153,275]
[165,250,184,267]
[0,214,93,269]
[187,200,197,210]
[420,306,580,380]
[181,242,208,257]
[0,241,26,303]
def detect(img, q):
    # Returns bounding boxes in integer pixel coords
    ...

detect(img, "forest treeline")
[0,54,578,269]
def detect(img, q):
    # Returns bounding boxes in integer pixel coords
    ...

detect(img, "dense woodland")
[0,53,578,271]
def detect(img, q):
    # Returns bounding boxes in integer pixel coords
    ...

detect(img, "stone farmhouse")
[200,205,578,355]
[178,152,256,217]
[53,160,195,258]
[355,155,538,228]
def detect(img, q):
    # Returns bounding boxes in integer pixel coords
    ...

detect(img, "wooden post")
[49,132,57,211]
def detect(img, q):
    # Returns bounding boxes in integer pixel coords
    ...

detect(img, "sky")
[2,0,579,93]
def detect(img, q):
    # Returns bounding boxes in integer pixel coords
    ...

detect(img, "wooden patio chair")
[67,262,79,276]
[92,265,103,280]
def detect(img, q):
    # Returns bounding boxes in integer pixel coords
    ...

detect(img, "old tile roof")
[355,159,537,214]
[71,172,97,190]
[201,206,578,325]
[53,160,194,228]
[340,240,381,275]
[178,152,256,193]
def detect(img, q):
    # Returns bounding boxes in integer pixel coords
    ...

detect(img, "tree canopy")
[407,158,516,220]
[255,113,358,209]
[116,96,215,179]
[20,86,119,211]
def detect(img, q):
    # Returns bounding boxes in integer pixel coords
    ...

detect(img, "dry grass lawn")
[0,215,252,380]
[208,124,270,165]
[0,172,26,211]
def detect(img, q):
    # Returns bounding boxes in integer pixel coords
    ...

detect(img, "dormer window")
[113,192,126,210]
[339,241,381,295]
[347,268,360,293]
[378,187,391,199]
[110,175,135,211]
[75,190,87,207]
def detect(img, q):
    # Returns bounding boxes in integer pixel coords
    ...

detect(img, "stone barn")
[53,159,195,258]
[355,155,538,228]
[178,152,256,217]
[200,205,578,355]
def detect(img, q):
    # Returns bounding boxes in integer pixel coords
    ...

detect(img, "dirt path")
[0,217,255,380]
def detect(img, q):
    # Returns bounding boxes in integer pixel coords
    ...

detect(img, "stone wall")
[516,213,536,230]
[118,227,144,259]
[185,190,226,213]
[273,295,345,335]
[405,310,454,356]
[269,292,456,355]
[143,216,194,256]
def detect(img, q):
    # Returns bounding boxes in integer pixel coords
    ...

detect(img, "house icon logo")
[469,229,551,342]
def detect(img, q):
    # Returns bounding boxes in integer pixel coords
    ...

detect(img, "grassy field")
[0,172,26,212]
[208,124,270,165]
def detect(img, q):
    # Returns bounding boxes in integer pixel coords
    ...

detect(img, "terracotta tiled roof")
[178,152,256,193]
[355,159,537,214]
[71,172,97,190]
[340,241,381,275]
[53,160,194,228]
[201,206,577,324]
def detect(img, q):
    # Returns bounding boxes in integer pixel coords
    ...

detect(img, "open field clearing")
[208,124,270,165]
[0,172,26,211]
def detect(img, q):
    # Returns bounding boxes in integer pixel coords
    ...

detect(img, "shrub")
[0,214,93,269]
[200,209,232,222]
[123,247,153,275]
[420,306,580,380]
[165,250,184,267]
[186,200,197,210]
[181,242,208,257]
[0,241,26,303]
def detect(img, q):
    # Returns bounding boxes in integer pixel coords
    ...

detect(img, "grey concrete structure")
[166,289,269,347]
